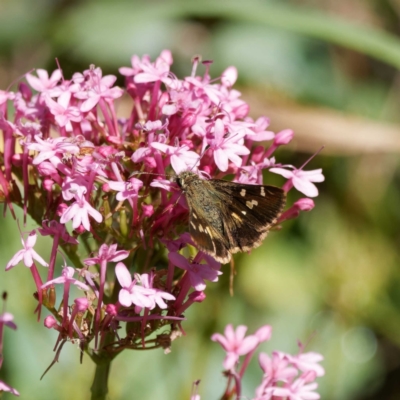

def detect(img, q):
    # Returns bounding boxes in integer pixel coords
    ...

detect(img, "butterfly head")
[176,171,202,192]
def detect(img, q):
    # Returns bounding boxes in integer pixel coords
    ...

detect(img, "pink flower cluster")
[0,51,324,359]
[211,324,324,400]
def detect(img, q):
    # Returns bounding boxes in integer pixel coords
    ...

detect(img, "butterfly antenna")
[187,144,210,173]
[6,69,35,92]
[130,171,174,179]
[54,58,65,82]
[299,146,325,170]
[298,330,317,353]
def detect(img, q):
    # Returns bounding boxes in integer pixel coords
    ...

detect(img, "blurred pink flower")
[168,252,222,291]
[26,68,62,93]
[45,92,82,132]
[211,324,259,370]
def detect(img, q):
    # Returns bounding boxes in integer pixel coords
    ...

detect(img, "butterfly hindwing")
[188,219,231,263]
[183,183,231,263]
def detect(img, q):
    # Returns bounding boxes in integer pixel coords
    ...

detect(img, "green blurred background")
[1,0,400,399]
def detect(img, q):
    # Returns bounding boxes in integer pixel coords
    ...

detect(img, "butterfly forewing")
[177,171,286,263]
[212,180,285,255]
[213,180,285,228]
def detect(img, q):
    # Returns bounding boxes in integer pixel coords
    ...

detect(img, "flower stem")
[90,359,111,400]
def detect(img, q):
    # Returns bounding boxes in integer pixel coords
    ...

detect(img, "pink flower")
[119,54,151,77]
[74,68,123,112]
[270,167,324,197]
[207,119,250,172]
[246,117,275,142]
[27,135,80,166]
[287,352,325,377]
[237,162,264,184]
[41,266,90,291]
[107,177,143,201]
[168,252,222,291]
[0,90,15,105]
[6,231,48,270]
[133,50,173,84]
[185,75,222,105]
[211,324,259,370]
[0,312,17,331]
[115,263,154,308]
[140,272,175,309]
[150,178,174,192]
[258,352,298,385]
[38,219,79,245]
[84,243,129,265]
[59,186,103,231]
[45,92,82,132]
[0,380,20,396]
[26,68,62,93]
[151,142,200,174]
[271,371,320,400]
[61,176,90,201]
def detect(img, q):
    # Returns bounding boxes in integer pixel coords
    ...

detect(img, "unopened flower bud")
[182,112,196,127]
[18,82,32,101]
[74,297,89,312]
[294,198,315,211]
[188,291,206,303]
[221,66,238,87]
[44,315,58,329]
[274,129,294,146]
[141,204,154,217]
[254,325,272,343]
[43,179,54,192]
[250,146,265,163]
[105,304,118,316]
[37,161,58,176]
[74,225,86,235]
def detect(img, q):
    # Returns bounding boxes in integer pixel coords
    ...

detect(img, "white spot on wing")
[240,189,246,197]
[260,187,266,197]
[246,199,258,209]
[190,221,196,230]
[231,212,242,221]
[241,210,247,215]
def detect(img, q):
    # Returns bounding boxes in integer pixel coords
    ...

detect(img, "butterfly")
[176,171,286,263]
